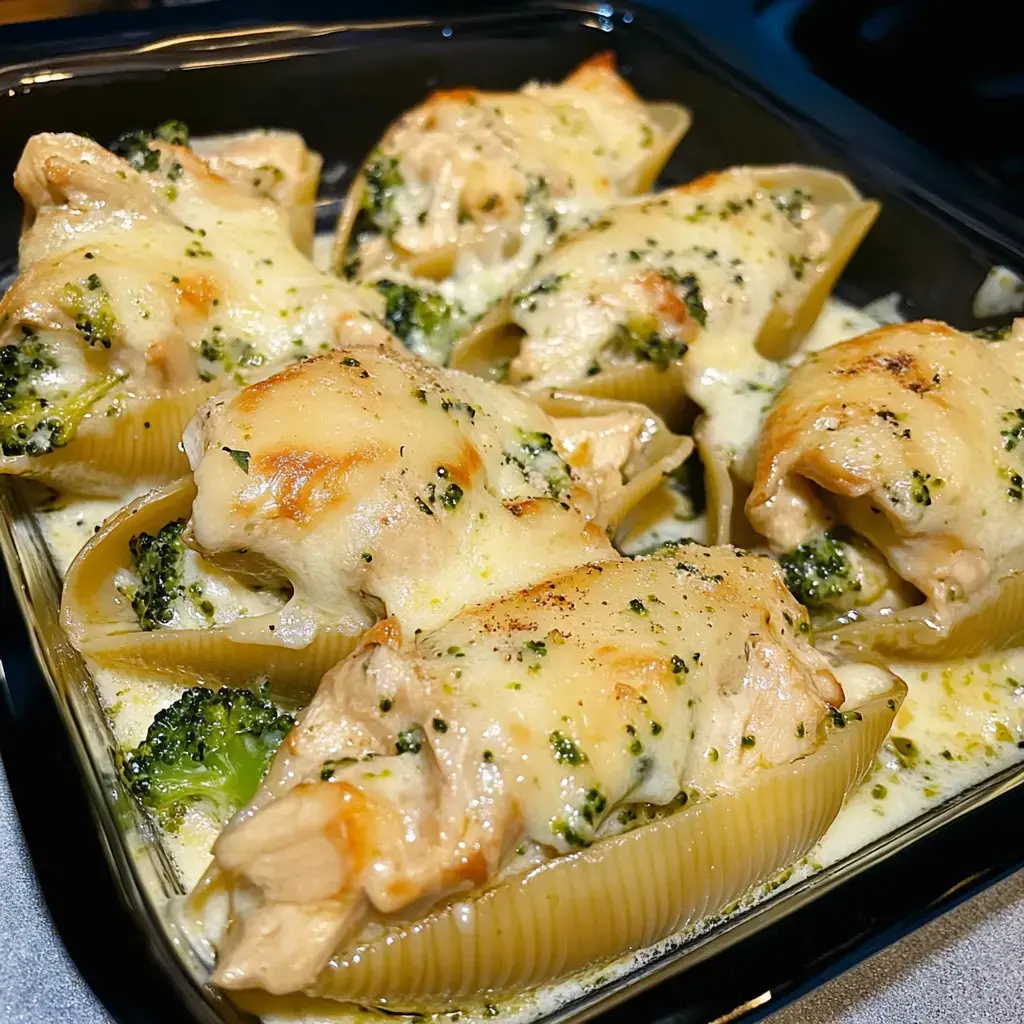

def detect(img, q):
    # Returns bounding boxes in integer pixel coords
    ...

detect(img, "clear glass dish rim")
[1,6,1023,1023]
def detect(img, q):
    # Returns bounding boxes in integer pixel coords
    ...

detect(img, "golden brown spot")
[426,87,482,106]
[614,682,639,702]
[234,349,369,415]
[563,51,639,102]
[508,723,531,746]
[237,443,390,523]
[440,847,490,889]
[362,617,402,651]
[321,782,372,894]
[175,273,219,317]
[504,497,548,519]
[441,439,484,490]
[675,171,727,196]
[635,270,701,342]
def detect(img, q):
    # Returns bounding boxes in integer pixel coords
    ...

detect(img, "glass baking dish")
[2,4,1024,1022]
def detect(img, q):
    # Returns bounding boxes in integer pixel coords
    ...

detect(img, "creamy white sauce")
[24,294,1024,1024]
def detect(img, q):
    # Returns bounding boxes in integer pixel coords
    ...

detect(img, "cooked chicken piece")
[15,132,368,372]
[1,133,372,470]
[552,405,666,510]
[207,548,842,994]
[183,344,616,644]
[190,129,323,255]
[493,168,874,467]
[748,320,1024,618]
[335,52,687,320]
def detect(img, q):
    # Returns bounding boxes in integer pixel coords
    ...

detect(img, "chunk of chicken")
[12,132,368,380]
[335,52,685,319]
[206,548,842,994]
[190,129,323,256]
[747,320,1024,618]
[183,344,617,644]
[501,167,874,472]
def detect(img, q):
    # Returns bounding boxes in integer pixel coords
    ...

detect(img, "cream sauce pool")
[28,296,1024,1024]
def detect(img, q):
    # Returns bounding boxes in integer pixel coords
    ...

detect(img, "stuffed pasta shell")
[62,343,688,694]
[189,128,323,256]
[747,319,1024,656]
[1,130,370,494]
[189,548,901,1000]
[451,166,878,539]
[333,52,690,359]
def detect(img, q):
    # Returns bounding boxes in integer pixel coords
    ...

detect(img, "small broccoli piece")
[354,152,405,240]
[125,519,189,630]
[121,518,219,629]
[604,313,688,371]
[197,333,265,381]
[972,324,1012,341]
[374,279,462,364]
[666,450,706,519]
[504,428,573,499]
[514,273,567,313]
[661,268,708,328]
[110,120,191,172]
[780,532,861,609]
[120,684,295,828]
[1,337,121,457]
[771,187,812,225]
[61,274,118,349]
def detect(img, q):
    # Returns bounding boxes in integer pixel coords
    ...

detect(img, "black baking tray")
[1,4,1024,1023]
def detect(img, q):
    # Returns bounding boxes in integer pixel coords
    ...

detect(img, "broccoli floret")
[604,313,688,371]
[661,269,708,328]
[122,519,214,630]
[504,428,573,499]
[374,279,462,364]
[972,324,1012,341]
[197,333,265,381]
[61,274,118,349]
[120,684,295,828]
[779,532,861,609]
[666,450,706,520]
[110,120,191,172]
[353,152,405,240]
[1,336,121,457]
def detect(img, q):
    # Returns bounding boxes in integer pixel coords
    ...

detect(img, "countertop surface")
[2,747,1024,1024]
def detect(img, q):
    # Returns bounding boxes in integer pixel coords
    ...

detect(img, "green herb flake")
[222,447,250,473]
[549,730,587,766]
[395,725,426,755]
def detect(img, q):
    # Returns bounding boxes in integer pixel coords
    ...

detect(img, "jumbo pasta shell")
[752,168,880,361]
[696,418,732,546]
[617,101,692,195]
[60,476,360,702]
[453,309,694,427]
[331,171,458,281]
[538,390,692,534]
[0,383,219,497]
[830,555,1024,661]
[307,680,902,1005]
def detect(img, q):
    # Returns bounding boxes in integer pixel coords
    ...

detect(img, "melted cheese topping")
[749,321,1024,612]
[339,53,679,320]
[185,345,613,641]
[3,132,368,415]
[507,168,865,471]
[190,129,323,255]
[207,551,839,993]
[22,296,1024,1024]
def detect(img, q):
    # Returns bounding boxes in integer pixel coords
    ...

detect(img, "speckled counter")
[2,752,1023,1024]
